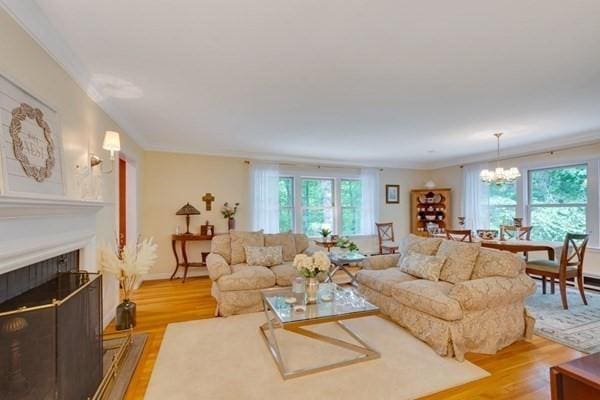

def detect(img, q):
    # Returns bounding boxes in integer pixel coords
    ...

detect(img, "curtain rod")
[459,140,600,168]
[244,160,384,171]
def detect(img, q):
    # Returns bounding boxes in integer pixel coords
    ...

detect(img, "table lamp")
[176,203,201,234]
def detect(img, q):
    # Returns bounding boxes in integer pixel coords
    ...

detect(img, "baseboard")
[143,269,209,281]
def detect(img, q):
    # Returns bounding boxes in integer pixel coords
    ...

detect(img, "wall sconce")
[90,130,121,173]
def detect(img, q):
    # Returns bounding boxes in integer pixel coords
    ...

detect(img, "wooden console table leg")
[170,239,180,280]
[181,240,190,283]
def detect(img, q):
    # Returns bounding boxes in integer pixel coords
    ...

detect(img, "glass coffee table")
[259,283,380,380]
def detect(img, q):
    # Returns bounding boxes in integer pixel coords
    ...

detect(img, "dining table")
[432,233,563,260]
[479,239,563,261]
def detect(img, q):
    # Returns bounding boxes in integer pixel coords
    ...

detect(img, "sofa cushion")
[400,234,443,256]
[471,247,524,279]
[294,234,310,254]
[270,262,297,286]
[265,233,297,261]
[218,264,275,291]
[437,240,481,284]
[245,246,283,267]
[400,254,446,281]
[210,234,231,264]
[356,268,417,297]
[230,230,264,265]
[391,280,463,321]
[361,254,401,270]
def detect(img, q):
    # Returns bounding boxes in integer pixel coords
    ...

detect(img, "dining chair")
[446,229,473,242]
[501,225,533,260]
[526,233,589,310]
[500,225,533,241]
[375,222,399,254]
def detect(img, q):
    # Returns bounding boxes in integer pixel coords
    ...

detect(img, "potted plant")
[221,202,239,231]
[337,236,359,254]
[320,226,332,240]
[293,252,331,304]
[100,237,157,330]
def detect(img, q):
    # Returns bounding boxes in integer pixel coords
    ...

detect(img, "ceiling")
[7,1,600,168]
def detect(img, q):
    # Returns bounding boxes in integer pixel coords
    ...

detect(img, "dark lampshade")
[176,203,201,234]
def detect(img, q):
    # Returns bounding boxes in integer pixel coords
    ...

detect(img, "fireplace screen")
[0,272,103,400]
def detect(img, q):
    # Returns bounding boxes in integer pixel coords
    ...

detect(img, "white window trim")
[519,159,599,248]
[279,166,368,237]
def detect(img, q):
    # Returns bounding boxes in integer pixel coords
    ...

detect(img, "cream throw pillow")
[230,230,264,265]
[437,240,481,284]
[264,233,296,261]
[245,246,283,267]
[400,234,443,256]
[400,254,446,281]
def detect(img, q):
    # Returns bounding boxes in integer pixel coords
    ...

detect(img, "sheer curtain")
[360,168,380,235]
[461,163,490,230]
[250,162,280,233]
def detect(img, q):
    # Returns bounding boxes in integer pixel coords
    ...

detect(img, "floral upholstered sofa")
[206,230,317,316]
[357,234,536,361]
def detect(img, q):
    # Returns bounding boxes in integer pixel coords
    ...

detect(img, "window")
[300,178,335,237]
[278,177,294,232]
[340,179,362,235]
[528,165,588,241]
[488,183,517,230]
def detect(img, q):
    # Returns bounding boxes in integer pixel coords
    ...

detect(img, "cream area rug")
[146,313,489,400]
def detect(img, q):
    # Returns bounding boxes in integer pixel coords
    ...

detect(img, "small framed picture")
[385,184,400,204]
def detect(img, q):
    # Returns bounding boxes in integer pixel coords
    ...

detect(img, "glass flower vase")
[305,277,319,305]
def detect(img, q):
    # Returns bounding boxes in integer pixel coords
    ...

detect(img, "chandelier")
[480,133,521,185]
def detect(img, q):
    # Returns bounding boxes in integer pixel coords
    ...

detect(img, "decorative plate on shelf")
[432,194,442,203]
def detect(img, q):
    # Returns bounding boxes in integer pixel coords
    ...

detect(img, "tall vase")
[228,217,236,231]
[116,299,137,330]
[305,277,319,305]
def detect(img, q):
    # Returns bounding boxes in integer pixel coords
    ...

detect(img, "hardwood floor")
[105,277,583,400]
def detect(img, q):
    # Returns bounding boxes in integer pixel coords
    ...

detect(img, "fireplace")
[0,251,103,400]
[0,195,106,400]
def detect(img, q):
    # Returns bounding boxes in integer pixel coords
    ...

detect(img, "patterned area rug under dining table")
[526,283,600,353]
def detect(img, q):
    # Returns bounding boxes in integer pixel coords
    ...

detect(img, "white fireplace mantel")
[0,195,106,275]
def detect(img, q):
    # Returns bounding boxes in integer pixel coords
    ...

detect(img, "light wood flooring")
[105,277,583,400]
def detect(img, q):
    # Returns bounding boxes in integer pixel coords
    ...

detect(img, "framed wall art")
[385,184,400,204]
[0,73,65,197]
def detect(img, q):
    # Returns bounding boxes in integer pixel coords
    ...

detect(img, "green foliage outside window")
[529,165,587,241]
[278,177,364,236]
[341,179,362,235]
[279,177,294,232]
[301,178,334,237]
[488,183,516,230]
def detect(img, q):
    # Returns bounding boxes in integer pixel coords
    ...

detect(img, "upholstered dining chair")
[526,233,589,310]
[446,229,473,242]
[375,222,399,254]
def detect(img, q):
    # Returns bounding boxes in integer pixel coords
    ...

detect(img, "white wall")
[0,8,144,324]
[430,142,600,278]
[141,151,430,277]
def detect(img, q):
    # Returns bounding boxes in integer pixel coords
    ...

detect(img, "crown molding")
[424,130,600,170]
[0,0,147,148]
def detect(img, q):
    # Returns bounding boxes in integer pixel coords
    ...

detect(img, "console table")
[171,234,213,283]
[551,352,600,399]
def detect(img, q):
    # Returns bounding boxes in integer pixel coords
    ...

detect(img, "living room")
[1,1,599,399]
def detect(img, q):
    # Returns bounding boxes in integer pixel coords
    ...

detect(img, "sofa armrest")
[449,273,536,311]
[206,253,232,281]
[360,254,401,270]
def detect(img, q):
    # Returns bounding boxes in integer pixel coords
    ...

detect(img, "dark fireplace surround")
[0,250,103,400]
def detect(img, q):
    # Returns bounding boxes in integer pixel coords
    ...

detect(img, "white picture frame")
[0,72,65,198]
